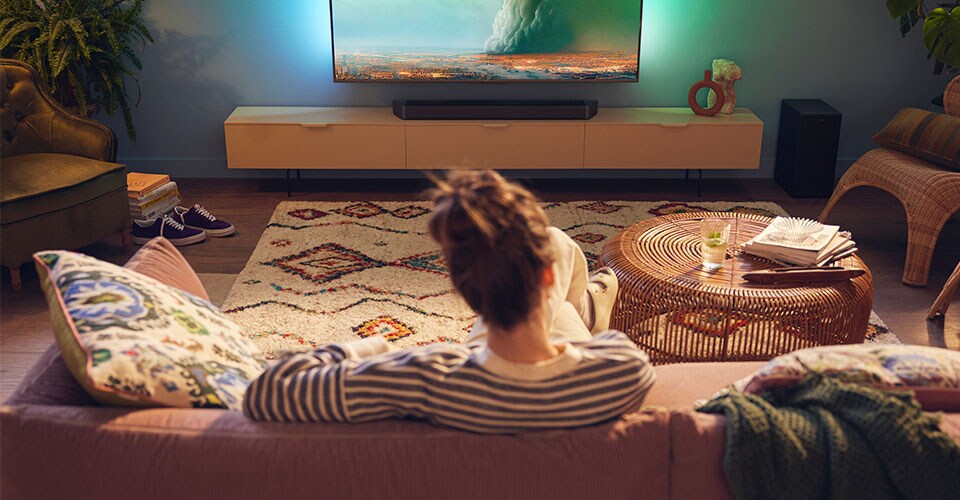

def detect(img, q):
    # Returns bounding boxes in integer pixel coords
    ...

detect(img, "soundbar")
[392,100,599,120]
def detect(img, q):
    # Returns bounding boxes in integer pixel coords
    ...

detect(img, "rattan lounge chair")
[928,261,960,319]
[820,77,960,287]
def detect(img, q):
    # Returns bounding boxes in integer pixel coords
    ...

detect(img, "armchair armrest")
[46,110,118,163]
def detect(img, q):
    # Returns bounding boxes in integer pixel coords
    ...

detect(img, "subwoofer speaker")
[775,99,843,198]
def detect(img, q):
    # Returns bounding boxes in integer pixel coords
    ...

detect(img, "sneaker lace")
[194,205,217,221]
[162,215,186,231]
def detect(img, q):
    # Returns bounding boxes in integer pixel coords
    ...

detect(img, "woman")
[243,170,655,434]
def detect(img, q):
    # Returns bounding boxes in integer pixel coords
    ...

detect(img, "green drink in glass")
[700,219,731,271]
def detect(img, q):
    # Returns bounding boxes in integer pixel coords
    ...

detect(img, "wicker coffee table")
[599,212,874,364]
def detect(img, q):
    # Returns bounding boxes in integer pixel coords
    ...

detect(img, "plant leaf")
[0,21,39,53]
[66,68,87,116]
[887,0,920,19]
[924,7,960,68]
[900,10,921,38]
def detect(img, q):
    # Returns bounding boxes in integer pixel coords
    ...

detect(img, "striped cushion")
[874,108,960,170]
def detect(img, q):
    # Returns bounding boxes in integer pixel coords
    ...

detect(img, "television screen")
[330,0,643,82]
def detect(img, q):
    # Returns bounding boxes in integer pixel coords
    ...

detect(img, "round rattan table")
[599,212,874,364]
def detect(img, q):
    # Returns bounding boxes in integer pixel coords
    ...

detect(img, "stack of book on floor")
[742,217,857,267]
[128,172,179,221]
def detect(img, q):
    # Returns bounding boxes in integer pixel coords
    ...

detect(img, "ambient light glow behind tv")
[329,0,643,82]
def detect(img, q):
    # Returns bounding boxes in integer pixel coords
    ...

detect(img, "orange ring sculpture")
[688,70,725,117]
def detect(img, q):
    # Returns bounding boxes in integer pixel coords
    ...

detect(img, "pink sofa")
[4,241,958,499]
[3,344,957,500]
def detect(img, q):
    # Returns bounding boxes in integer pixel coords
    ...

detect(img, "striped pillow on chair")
[874,108,960,170]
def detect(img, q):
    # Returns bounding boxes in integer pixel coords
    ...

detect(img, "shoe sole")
[186,224,235,237]
[588,268,620,334]
[132,232,207,246]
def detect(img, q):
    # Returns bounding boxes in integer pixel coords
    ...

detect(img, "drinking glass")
[700,219,731,271]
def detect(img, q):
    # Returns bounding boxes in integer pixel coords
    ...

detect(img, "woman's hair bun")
[427,170,555,331]
[428,170,513,248]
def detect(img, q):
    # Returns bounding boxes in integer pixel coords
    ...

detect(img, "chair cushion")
[873,108,960,170]
[33,249,267,411]
[0,153,125,224]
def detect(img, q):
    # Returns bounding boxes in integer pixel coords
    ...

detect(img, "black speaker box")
[392,100,598,120]
[775,99,843,198]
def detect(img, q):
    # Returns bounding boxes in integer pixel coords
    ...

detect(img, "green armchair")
[1,59,131,290]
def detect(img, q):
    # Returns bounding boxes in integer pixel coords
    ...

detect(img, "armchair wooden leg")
[929,261,960,319]
[7,265,22,291]
[120,229,133,250]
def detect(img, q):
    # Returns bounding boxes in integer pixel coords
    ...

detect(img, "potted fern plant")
[0,0,154,140]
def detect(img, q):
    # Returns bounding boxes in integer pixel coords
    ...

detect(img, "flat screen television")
[329,0,643,82]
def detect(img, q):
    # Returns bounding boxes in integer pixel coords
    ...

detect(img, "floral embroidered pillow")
[34,250,266,410]
[733,344,960,411]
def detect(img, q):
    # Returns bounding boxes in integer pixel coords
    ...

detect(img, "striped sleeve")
[243,343,353,422]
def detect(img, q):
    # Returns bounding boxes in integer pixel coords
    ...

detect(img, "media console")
[224,106,763,171]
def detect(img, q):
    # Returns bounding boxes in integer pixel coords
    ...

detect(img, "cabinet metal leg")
[285,169,300,197]
[683,169,703,196]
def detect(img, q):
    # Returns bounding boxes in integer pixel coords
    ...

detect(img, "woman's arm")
[243,336,390,422]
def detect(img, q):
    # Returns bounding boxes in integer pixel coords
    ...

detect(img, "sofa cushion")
[124,237,210,301]
[645,362,765,410]
[873,108,960,170]
[6,241,209,407]
[734,344,960,411]
[0,152,125,225]
[33,250,266,410]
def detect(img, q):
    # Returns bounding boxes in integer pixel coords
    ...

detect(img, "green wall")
[102,0,948,179]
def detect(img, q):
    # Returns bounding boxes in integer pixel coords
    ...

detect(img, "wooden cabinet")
[584,108,763,169]
[224,106,763,171]
[225,107,405,169]
[405,122,584,169]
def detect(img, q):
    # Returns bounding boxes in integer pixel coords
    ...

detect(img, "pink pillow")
[734,344,960,411]
[124,237,209,300]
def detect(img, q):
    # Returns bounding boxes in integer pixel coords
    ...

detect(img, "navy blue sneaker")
[132,215,206,246]
[173,204,235,237]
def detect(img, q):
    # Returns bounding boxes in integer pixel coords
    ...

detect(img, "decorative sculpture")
[688,70,725,117]
[708,59,742,114]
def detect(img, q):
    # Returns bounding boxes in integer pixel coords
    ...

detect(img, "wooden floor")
[2,177,958,400]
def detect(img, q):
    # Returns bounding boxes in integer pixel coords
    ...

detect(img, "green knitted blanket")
[697,376,960,500]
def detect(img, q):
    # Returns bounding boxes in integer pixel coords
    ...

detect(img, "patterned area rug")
[220,201,900,358]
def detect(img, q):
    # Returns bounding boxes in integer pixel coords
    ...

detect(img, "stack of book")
[127,172,180,221]
[742,217,857,267]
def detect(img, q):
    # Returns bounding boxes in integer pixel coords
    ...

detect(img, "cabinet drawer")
[585,122,763,169]
[405,123,584,169]
[225,123,405,169]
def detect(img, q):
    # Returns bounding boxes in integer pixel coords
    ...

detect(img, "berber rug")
[220,201,900,358]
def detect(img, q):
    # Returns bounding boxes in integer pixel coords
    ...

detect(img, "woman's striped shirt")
[243,331,656,434]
